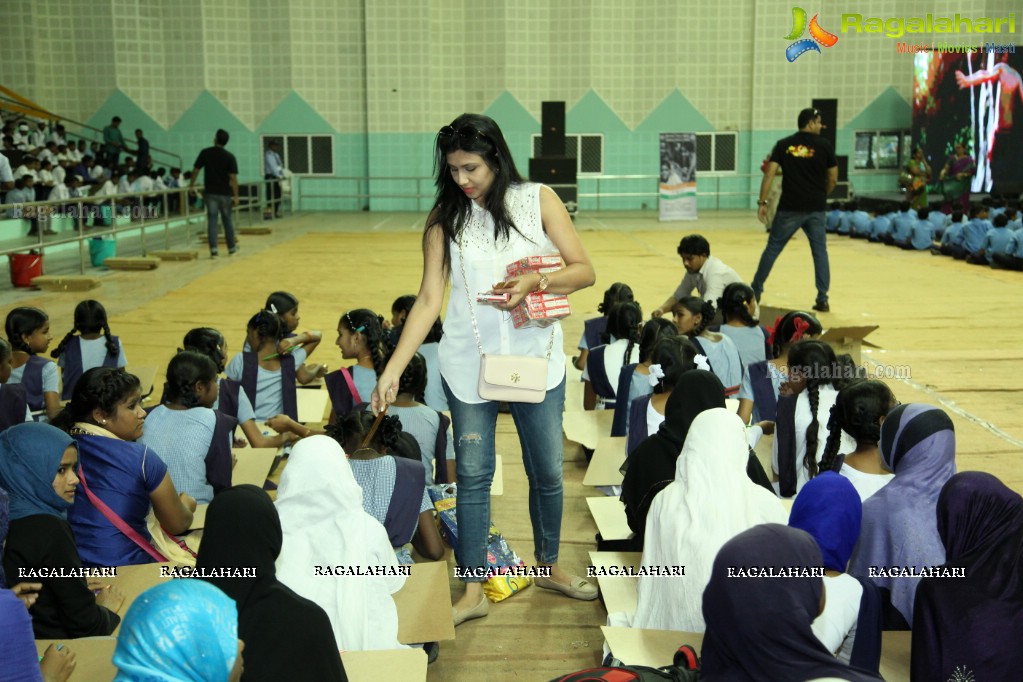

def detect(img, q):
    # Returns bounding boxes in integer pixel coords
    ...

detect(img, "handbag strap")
[456,227,555,360]
[77,459,168,563]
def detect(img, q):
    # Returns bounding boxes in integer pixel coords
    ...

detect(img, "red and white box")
[506,255,571,329]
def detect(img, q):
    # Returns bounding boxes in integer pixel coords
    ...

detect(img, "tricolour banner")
[659,133,697,221]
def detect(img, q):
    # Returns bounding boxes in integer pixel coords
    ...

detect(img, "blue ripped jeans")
[443,377,566,582]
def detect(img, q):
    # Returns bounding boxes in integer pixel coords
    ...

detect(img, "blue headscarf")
[113,580,239,682]
[789,471,862,572]
[0,422,75,521]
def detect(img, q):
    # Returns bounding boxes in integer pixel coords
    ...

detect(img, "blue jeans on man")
[751,210,830,306]
[442,377,566,581]
[204,193,236,255]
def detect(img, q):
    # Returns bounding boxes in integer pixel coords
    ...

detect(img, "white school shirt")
[48,183,69,201]
[772,384,856,494]
[13,165,37,182]
[52,166,66,184]
[439,183,565,404]
[811,573,862,664]
[839,463,895,502]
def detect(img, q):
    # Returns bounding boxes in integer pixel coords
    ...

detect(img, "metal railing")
[0,179,285,277]
[294,176,435,211]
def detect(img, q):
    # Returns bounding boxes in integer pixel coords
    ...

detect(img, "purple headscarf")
[701,524,882,682]
[789,471,862,572]
[848,403,956,624]
[912,472,1023,680]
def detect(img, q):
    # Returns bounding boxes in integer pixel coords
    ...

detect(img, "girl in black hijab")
[195,485,347,682]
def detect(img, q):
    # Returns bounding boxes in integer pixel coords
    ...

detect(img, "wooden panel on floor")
[341,649,427,682]
[104,257,160,270]
[296,386,329,423]
[238,226,273,235]
[583,437,627,487]
[32,275,102,291]
[393,561,455,643]
[150,249,199,261]
[232,447,279,488]
[587,496,633,542]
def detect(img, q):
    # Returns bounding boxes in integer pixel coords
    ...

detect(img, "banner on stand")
[659,133,697,221]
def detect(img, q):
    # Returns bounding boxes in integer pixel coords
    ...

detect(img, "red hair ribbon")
[790,317,811,343]
[766,315,784,347]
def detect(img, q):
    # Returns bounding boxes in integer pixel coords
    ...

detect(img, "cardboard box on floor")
[759,303,879,365]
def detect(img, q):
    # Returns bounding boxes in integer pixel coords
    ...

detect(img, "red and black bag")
[550,644,700,682]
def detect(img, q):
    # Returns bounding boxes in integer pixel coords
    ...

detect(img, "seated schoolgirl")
[324,309,388,420]
[226,311,321,423]
[182,327,294,449]
[737,311,822,425]
[672,297,742,395]
[625,335,698,455]
[0,338,32,432]
[700,524,883,682]
[849,404,957,630]
[329,411,444,563]
[818,379,896,501]
[0,422,124,638]
[380,352,455,484]
[631,409,787,632]
[195,485,347,681]
[417,317,448,412]
[789,472,883,671]
[5,307,60,420]
[912,472,1023,682]
[574,282,634,371]
[50,300,127,401]
[112,580,244,682]
[261,291,324,366]
[773,340,855,497]
[275,435,406,651]
[0,587,78,682]
[386,294,417,348]
[139,352,234,505]
[716,282,769,368]
[583,301,642,410]
[610,317,675,438]
[53,368,195,567]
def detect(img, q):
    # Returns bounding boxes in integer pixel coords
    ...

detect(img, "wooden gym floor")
[2,209,1020,681]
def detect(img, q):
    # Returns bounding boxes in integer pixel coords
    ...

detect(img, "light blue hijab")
[113,580,239,682]
[0,422,75,521]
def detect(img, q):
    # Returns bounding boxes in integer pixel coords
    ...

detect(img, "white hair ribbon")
[648,363,665,387]
[694,354,711,372]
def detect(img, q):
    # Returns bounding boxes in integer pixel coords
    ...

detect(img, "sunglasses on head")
[438,125,487,147]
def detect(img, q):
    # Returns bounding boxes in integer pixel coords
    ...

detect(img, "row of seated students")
[826,198,1023,269]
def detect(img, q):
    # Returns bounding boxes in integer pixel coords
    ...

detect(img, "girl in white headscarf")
[631,408,787,632]
[275,435,406,651]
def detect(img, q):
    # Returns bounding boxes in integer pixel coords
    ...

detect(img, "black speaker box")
[529,157,576,185]
[541,101,566,157]
[812,98,837,148]
[836,155,848,182]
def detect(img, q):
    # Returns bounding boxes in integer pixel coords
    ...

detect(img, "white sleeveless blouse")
[439,183,566,404]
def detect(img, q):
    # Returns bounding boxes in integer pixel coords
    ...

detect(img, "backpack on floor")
[550,644,700,682]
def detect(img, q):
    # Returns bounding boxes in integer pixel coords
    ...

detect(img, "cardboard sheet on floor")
[126,365,157,398]
[107,562,174,633]
[188,503,208,530]
[725,398,740,413]
[588,551,642,570]
[392,560,455,643]
[583,437,627,487]
[341,648,428,682]
[587,496,633,541]
[595,575,639,616]
[296,386,330,423]
[564,410,615,450]
[36,638,117,679]
[879,631,911,682]
[753,432,774,482]
[232,447,278,488]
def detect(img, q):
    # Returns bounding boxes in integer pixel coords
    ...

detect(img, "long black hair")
[5,307,48,355]
[717,283,758,327]
[182,327,227,374]
[674,296,715,338]
[265,291,298,326]
[164,351,218,408]
[428,113,526,270]
[397,351,427,403]
[598,282,635,315]
[648,336,699,394]
[605,301,643,365]
[637,318,677,364]
[51,367,141,432]
[326,410,417,461]
[247,310,283,349]
[787,340,839,480]
[819,379,896,473]
[340,309,387,376]
[51,299,118,359]
[769,311,822,360]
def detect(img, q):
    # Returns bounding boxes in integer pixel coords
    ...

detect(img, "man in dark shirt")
[133,129,151,173]
[189,129,239,258]
[752,108,838,312]
[101,116,124,169]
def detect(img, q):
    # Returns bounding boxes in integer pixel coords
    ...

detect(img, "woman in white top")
[372,113,596,625]
[818,379,897,501]
[631,408,788,632]
[274,435,405,651]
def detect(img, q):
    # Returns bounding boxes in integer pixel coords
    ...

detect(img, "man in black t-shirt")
[189,128,239,258]
[751,108,838,312]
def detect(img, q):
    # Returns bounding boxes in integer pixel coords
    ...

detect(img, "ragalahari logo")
[785,7,839,61]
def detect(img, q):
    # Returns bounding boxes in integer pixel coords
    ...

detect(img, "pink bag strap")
[340,366,362,405]
[77,461,168,563]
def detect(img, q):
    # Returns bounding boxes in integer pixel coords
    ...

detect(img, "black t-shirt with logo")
[770,132,837,212]
[193,146,238,196]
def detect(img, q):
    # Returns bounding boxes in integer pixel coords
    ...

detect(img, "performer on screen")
[956,55,1023,197]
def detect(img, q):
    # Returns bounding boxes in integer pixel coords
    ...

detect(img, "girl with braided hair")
[583,301,642,410]
[672,296,742,395]
[574,282,634,371]
[140,351,234,504]
[717,282,769,368]
[818,379,896,501]
[327,410,444,564]
[262,290,324,364]
[737,310,822,425]
[226,311,321,422]
[5,307,60,420]
[773,339,856,497]
[0,338,32,431]
[610,317,676,438]
[51,300,127,401]
[324,309,388,421]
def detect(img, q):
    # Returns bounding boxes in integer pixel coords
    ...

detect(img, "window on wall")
[260,135,334,175]
[531,134,604,174]
[853,130,912,170]
[694,132,737,173]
